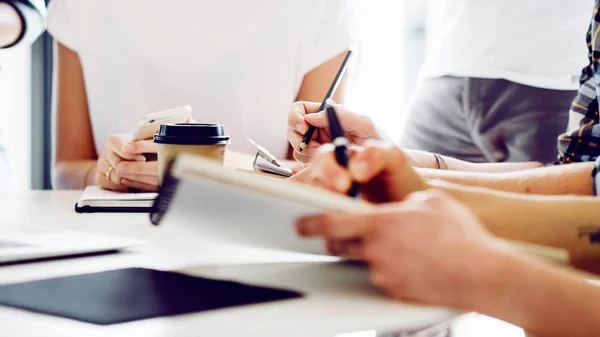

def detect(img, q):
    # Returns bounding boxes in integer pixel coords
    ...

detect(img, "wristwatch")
[593,156,600,197]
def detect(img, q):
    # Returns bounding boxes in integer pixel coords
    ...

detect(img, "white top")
[419,0,592,90]
[46,0,356,158]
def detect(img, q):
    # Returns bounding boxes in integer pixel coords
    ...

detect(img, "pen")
[325,99,359,198]
[299,49,353,152]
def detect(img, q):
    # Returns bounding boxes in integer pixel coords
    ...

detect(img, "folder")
[150,153,569,263]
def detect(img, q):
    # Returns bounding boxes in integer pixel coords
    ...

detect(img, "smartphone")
[133,105,192,141]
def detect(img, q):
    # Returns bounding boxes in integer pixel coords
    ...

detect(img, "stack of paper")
[247,138,293,177]
[254,156,293,177]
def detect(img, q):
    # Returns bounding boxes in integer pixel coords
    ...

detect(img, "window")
[0,46,32,190]
[346,0,428,143]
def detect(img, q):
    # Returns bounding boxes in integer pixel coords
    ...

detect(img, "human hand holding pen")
[287,101,385,164]
[325,101,360,198]
[289,141,429,203]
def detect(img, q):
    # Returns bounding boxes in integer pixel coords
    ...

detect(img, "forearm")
[464,249,600,337]
[419,162,594,196]
[53,160,96,189]
[0,2,23,48]
[405,150,543,172]
[430,180,600,268]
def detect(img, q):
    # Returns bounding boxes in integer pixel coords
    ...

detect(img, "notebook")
[75,186,158,213]
[150,153,569,263]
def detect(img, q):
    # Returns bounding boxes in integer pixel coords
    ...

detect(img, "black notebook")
[0,268,303,325]
[75,186,157,213]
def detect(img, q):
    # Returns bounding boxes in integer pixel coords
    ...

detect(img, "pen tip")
[299,143,307,152]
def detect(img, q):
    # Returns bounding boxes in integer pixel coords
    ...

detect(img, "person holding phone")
[47,0,356,192]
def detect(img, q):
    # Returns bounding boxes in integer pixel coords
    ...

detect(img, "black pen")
[299,49,353,152]
[325,99,359,198]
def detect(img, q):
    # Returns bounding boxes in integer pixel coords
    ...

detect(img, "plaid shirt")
[557,3,600,164]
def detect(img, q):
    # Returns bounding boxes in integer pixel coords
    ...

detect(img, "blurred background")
[0,0,430,190]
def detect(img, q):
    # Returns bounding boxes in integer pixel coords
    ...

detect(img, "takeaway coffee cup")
[154,123,230,182]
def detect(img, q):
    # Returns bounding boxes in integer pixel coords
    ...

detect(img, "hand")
[296,189,506,308]
[289,141,429,203]
[95,134,159,192]
[287,101,384,163]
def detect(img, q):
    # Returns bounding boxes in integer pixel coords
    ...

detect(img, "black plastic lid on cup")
[153,123,230,145]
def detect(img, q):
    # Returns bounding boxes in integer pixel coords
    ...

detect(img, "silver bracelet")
[433,154,442,170]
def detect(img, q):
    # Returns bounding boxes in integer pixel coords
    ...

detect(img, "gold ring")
[105,166,114,181]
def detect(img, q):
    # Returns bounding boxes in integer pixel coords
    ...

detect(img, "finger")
[304,104,371,134]
[98,155,126,186]
[288,102,323,141]
[335,239,365,258]
[295,212,374,241]
[120,178,159,192]
[303,110,329,128]
[290,101,323,117]
[108,165,124,186]
[116,160,158,177]
[108,135,145,161]
[291,164,305,174]
[349,141,427,200]
[307,144,352,192]
[123,139,158,155]
[287,162,317,184]
[119,173,159,186]
[96,166,128,192]
[288,128,321,155]
[105,150,123,170]
[326,240,343,256]
[288,102,311,134]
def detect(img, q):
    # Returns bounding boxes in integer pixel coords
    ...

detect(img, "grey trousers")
[400,77,577,164]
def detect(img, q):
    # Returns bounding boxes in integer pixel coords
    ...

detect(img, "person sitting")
[47,0,356,192]
[293,142,600,337]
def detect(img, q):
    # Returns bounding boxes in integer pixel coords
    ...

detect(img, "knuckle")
[356,114,372,129]
[412,190,445,209]
[117,162,134,174]
[423,193,444,208]
[370,222,389,239]
[320,219,338,237]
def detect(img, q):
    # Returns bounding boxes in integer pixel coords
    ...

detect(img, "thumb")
[349,141,428,201]
[304,111,329,128]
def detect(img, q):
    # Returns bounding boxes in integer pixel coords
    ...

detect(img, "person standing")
[400,0,591,164]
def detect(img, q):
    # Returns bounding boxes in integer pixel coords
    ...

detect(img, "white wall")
[0,46,33,190]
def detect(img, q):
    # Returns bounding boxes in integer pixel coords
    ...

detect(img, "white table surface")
[0,190,466,337]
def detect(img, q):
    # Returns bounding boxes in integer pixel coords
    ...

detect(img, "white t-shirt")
[47,0,355,158]
[419,0,592,90]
